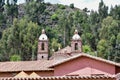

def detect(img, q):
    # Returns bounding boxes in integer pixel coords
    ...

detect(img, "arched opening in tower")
[41,43,45,50]
[75,43,78,50]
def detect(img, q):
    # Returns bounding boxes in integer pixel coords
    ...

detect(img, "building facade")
[0,29,120,80]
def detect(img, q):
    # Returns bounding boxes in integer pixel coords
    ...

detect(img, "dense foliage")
[0,0,120,62]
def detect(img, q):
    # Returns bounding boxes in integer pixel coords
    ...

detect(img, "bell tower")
[37,29,48,60]
[71,29,82,53]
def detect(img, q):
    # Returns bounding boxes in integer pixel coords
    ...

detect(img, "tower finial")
[42,29,45,34]
[39,29,48,40]
[74,29,78,34]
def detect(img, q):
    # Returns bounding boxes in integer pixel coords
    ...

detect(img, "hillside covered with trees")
[0,0,120,62]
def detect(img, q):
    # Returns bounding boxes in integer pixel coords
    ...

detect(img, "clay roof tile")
[0,60,54,72]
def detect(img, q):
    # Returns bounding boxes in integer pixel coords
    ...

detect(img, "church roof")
[72,34,81,40]
[54,46,72,54]
[0,53,120,73]
[39,34,48,40]
[72,29,81,40]
[0,60,54,72]
[50,46,72,60]
[39,29,48,40]
[49,53,120,68]
[1,53,120,73]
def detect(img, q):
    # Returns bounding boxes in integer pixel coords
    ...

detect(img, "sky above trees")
[18,0,120,11]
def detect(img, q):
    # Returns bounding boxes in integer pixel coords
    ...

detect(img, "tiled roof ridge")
[0,75,116,80]
[82,53,120,66]
[0,59,52,63]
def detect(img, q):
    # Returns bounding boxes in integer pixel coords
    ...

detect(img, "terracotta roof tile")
[0,53,120,73]
[50,53,120,67]
[0,60,54,72]
[66,67,112,76]
[50,46,72,60]
[55,46,72,54]
[0,75,115,80]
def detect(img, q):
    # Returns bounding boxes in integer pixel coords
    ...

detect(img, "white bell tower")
[37,29,49,60]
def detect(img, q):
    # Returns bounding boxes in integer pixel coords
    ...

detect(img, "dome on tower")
[39,29,48,40]
[72,29,81,40]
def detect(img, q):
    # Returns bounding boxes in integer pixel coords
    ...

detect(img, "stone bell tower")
[71,29,82,54]
[37,29,48,60]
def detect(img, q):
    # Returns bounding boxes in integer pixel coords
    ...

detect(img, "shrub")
[10,54,21,61]
[51,14,58,20]
[57,4,65,9]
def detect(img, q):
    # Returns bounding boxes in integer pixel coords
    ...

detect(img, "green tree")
[89,10,99,24]
[51,14,58,20]
[83,7,90,13]
[87,11,100,50]
[5,0,18,22]
[0,0,5,38]
[70,3,74,9]
[98,16,119,61]
[83,45,91,53]
[0,18,41,61]
[51,38,61,51]
[58,12,68,47]
[10,54,21,61]
[116,33,120,45]
[98,0,108,20]
[97,39,108,58]
[25,0,46,24]
[98,0,108,21]
[109,5,120,20]
[114,33,120,62]
[0,0,5,12]
[57,4,65,9]
[99,16,119,40]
